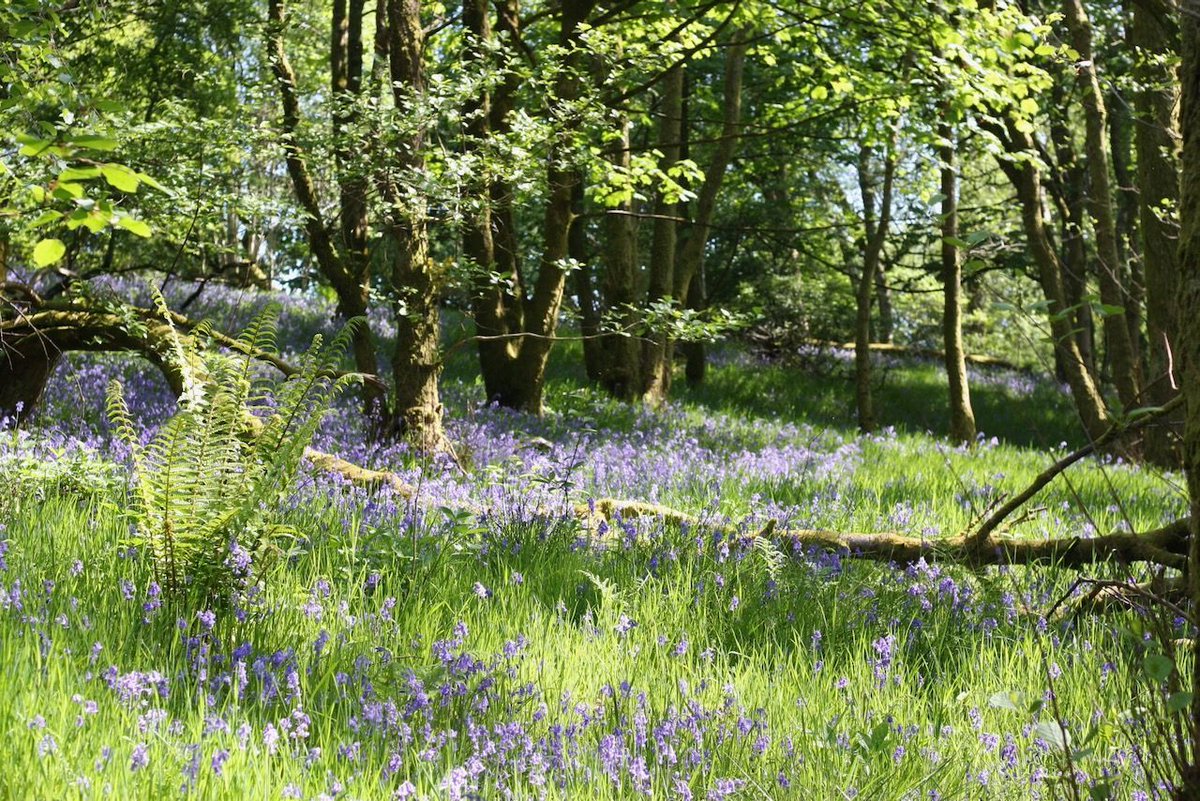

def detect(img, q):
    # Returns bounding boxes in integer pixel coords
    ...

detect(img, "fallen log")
[571,498,1189,569]
[290,446,1190,569]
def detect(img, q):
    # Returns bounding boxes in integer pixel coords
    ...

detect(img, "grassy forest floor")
[0,283,1187,800]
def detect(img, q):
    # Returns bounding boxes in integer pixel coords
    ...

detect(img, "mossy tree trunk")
[384,0,446,451]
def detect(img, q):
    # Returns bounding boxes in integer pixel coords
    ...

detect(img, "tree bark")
[640,64,684,406]
[855,140,896,434]
[1063,0,1143,414]
[469,0,528,406]
[384,0,446,451]
[1135,0,1183,465]
[572,183,604,382]
[1048,81,1098,377]
[1177,1,1200,791]
[268,0,385,418]
[1110,79,1145,372]
[873,265,894,344]
[472,0,596,414]
[990,118,1113,441]
[941,123,976,444]
[598,115,642,400]
[673,34,749,389]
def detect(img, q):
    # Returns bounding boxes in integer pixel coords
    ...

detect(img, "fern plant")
[107,294,359,598]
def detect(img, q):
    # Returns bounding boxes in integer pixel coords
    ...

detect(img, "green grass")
[0,346,1189,800]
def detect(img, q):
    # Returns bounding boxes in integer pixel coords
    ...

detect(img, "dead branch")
[968,395,1186,546]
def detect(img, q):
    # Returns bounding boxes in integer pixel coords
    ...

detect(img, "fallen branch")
[1047,576,1190,621]
[967,395,1186,547]
[574,498,1189,569]
[286,444,1191,569]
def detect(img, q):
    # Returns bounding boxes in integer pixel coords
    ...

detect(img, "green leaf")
[58,166,102,181]
[1167,691,1192,713]
[988,690,1025,711]
[29,210,63,229]
[1019,98,1039,116]
[82,212,108,233]
[101,165,140,193]
[51,181,85,200]
[17,135,53,157]
[32,238,67,267]
[70,134,119,151]
[117,216,152,237]
[1144,654,1174,682]
[810,85,829,101]
[1033,720,1071,751]
[136,172,166,192]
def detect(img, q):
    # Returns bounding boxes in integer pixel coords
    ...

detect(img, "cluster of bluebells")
[0,278,1179,798]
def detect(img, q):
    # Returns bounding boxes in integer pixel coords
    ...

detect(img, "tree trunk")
[1048,80,1098,377]
[333,0,385,417]
[682,263,707,387]
[1135,0,1183,466]
[384,0,445,451]
[873,264,894,344]
[855,140,897,434]
[1176,3,1200,792]
[571,183,604,382]
[673,35,748,390]
[640,64,684,406]
[599,114,642,401]
[941,123,976,444]
[995,120,1113,441]
[472,0,595,414]
[268,0,385,418]
[1063,0,1142,414]
[469,0,528,407]
[1110,78,1145,373]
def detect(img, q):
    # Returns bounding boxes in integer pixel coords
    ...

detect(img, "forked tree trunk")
[1135,0,1183,466]
[471,0,596,414]
[468,0,529,407]
[990,118,1113,442]
[854,140,896,434]
[268,0,385,418]
[1063,0,1142,414]
[941,122,976,444]
[384,0,446,451]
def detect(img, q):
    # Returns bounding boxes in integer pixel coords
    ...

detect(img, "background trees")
[0,0,1187,461]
